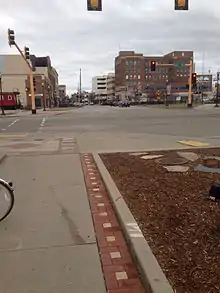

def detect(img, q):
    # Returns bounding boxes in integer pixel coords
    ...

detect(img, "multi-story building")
[115,51,193,99]
[58,85,66,99]
[106,73,115,98]
[0,54,59,108]
[92,75,108,98]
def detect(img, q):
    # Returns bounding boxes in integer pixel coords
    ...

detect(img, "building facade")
[0,54,59,109]
[115,51,193,99]
[106,73,115,98]
[58,85,66,99]
[92,75,108,98]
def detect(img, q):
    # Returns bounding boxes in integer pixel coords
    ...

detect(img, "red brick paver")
[81,154,147,293]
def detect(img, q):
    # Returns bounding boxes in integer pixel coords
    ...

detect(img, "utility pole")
[187,59,193,108]
[0,73,5,115]
[215,72,219,107]
[79,68,82,102]
[8,29,36,114]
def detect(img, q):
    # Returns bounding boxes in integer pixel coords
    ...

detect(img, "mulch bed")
[100,148,220,293]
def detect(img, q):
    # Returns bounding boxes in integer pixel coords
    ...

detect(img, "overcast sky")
[0,0,220,93]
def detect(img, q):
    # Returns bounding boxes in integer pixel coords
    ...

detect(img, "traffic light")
[150,61,156,72]
[24,47,30,60]
[87,0,102,11]
[33,77,36,92]
[8,29,15,46]
[175,0,188,10]
[192,73,197,85]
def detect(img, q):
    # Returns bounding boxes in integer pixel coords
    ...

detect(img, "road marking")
[39,117,47,131]
[0,133,27,138]
[177,140,210,147]
[1,119,19,131]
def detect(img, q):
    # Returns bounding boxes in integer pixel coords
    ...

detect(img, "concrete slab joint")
[93,153,175,293]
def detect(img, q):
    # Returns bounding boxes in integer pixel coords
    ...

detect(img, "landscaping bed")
[101,148,220,293]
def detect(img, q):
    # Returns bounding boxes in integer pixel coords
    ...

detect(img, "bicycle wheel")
[0,180,14,222]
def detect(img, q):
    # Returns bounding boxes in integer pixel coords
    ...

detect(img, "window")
[129,81,132,87]
[138,75,140,79]
[134,75,137,79]
[126,75,129,80]
[129,60,133,65]
[182,52,185,57]
[130,75,132,79]
[149,75,152,79]
[126,61,129,65]
[8,95,12,100]
[134,61,137,65]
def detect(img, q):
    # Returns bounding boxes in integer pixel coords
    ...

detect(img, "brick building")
[115,51,193,99]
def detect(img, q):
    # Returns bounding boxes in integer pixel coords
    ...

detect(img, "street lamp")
[41,81,46,111]
[0,74,5,115]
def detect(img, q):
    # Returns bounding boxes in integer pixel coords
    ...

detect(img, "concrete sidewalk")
[0,153,106,293]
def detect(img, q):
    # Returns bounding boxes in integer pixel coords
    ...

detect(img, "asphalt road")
[0,105,220,146]
[0,104,220,293]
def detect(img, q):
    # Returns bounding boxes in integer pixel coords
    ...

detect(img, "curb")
[0,154,7,164]
[93,153,174,293]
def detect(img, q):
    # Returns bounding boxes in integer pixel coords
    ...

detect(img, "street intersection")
[0,105,220,293]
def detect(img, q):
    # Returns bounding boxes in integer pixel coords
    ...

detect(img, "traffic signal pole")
[8,29,36,114]
[14,43,36,114]
[187,59,193,108]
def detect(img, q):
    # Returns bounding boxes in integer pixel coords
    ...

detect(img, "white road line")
[1,119,19,131]
[39,117,47,131]
[8,119,19,128]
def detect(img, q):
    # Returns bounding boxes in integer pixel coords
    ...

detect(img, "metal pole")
[79,68,82,102]
[29,70,36,114]
[14,43,36,114]
[188,59,193,108]
[0,75,5,115]
[215,72,219,107]
[42,82,46,111]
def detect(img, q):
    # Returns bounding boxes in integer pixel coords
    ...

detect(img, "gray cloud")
[0,0,220,93]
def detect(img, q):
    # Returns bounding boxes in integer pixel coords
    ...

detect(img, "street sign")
[174,62,185,67]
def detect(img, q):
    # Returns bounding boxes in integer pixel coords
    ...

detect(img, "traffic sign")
[174,62,185,67]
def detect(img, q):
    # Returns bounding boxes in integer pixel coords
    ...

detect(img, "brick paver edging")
[81,153,146,293]
[93,153,175,293]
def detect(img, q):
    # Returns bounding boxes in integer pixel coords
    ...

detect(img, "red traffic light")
[192,73,197,84]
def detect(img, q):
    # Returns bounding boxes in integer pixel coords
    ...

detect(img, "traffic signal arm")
[14,43,33,71]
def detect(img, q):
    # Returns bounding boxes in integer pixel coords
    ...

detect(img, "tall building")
[92,73,115,99]
[107,73,115,98]
[115,51,193,99]
[92,75,108,98]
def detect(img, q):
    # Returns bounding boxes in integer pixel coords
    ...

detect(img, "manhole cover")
[156,157,188,165]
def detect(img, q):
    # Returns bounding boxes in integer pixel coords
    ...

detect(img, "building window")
[126,75,129,80]
[126,61,129,65]
[130,75,132,79]
[149,75,151,79]
[129,81,132,87]
[182,52,185,56]
[8,95,12,100]
[172,53,175,57]
[134,75,137,79]
[138,75,140,79]
[134,61,137,65]
[129,60,133,65]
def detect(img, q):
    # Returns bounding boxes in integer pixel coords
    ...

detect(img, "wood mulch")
[101,148,220,293]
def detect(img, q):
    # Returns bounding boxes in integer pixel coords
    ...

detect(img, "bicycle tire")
[0,179,14,222]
